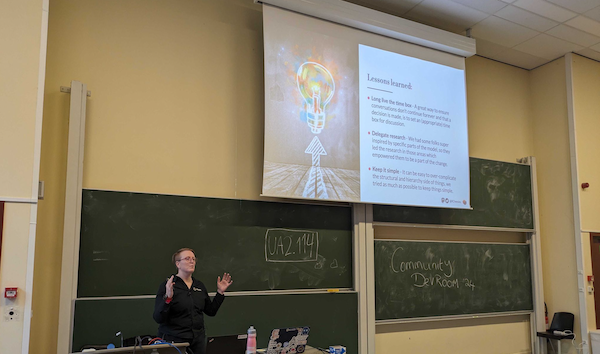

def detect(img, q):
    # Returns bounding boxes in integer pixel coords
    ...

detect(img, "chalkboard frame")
[71,190,359,352]
[372,158,534,230]
[373,239,534,322]
[78,189,355,297]
[375,309,534,325]
[72,292,359,353]
[64,155,542,353]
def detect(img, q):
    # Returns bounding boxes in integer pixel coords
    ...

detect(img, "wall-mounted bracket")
[60,86,91,97]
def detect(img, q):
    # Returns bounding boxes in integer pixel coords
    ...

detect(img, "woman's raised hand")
[165,275,175,298]
[217,273,233,294]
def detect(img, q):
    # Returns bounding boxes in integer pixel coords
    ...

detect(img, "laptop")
[266,327,310,354]
[206,334,248,354]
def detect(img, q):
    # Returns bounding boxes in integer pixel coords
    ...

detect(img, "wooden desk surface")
[71,342,189,354]
[73,343,329,354]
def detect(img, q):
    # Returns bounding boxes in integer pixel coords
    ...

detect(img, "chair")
[536,312,575,354]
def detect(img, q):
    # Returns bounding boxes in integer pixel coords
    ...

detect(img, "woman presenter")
[154,248,233,354]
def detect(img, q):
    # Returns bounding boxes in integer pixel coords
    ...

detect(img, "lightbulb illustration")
[296,62,335,134]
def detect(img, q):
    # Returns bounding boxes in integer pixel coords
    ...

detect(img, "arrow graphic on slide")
[302,136,328,199]
[305,136,327,167]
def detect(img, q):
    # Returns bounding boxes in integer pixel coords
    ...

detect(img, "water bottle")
[246,325,257,354]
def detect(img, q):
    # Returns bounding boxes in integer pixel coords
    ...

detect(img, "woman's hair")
[172,248,195,264]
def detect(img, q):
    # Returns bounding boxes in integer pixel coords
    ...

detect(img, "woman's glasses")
[177,256,196,263]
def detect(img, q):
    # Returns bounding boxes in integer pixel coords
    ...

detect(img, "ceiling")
[344,0,600,69]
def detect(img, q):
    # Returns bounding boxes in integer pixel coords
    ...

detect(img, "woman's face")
[176,250,196,274]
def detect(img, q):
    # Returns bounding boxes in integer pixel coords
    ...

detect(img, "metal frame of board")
[354,204,375,354]
[57,81,89,354]
[70,194,359,351]
[361,156,545,354]
[57,81,365,351]
[55,79,544,354]
[523,156,547,354]
[566,53,590,354]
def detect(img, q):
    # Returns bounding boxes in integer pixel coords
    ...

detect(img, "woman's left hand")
[217,273,233,294]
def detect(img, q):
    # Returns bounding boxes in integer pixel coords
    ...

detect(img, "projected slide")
[358,45,469,208]
[262,5,470,209]
[262,17,360,202]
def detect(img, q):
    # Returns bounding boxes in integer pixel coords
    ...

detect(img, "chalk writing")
[390,246,475,290]
[265,228,319,262]
[391,247,455,277]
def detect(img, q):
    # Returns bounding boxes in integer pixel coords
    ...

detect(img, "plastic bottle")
[246,325,257,354]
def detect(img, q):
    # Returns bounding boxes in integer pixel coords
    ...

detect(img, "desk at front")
[72,344,330,354]
[70,343,189,354]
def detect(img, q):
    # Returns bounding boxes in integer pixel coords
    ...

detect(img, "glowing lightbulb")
[296,62,335,134]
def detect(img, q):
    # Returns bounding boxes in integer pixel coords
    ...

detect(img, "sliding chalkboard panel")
[78,190,352,297]
[373,158,533,229]
[375,240,532,320]
[72,293,358,352]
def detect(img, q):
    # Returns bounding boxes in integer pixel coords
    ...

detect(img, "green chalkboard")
[72,293,358,353]
[78,190,353,297]
[375,240,533,320]
[373,158,533,229]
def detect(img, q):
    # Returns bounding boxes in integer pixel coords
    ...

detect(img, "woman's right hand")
[165,275,175,298]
